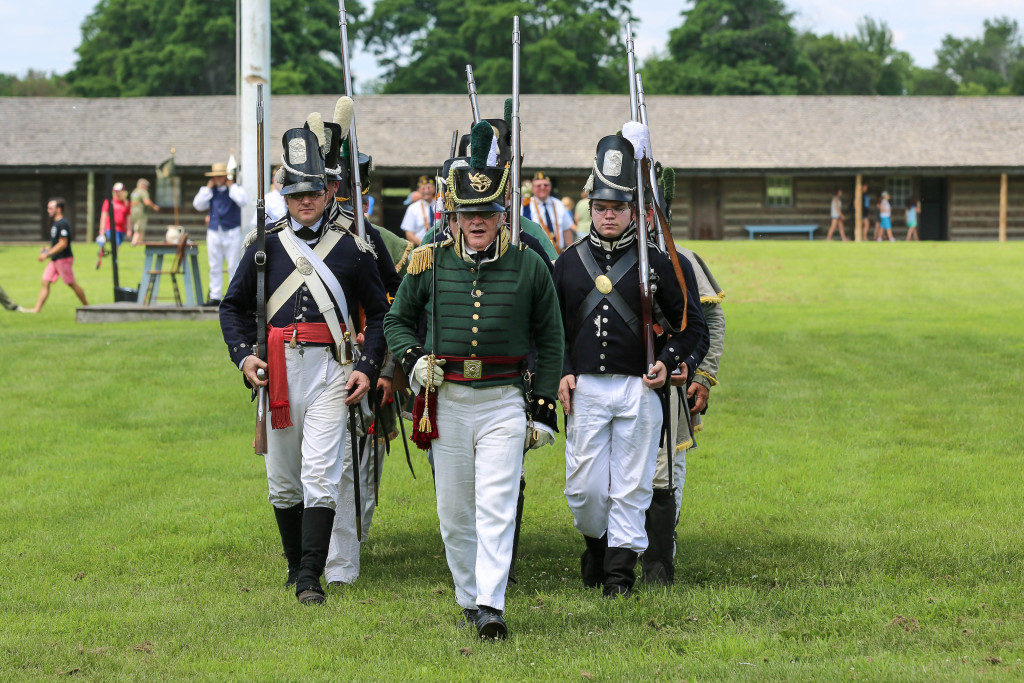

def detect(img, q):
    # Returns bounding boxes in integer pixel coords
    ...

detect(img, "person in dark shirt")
[23,197,88,313]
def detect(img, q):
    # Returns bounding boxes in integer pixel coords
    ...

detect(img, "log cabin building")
[1,95,1021,243]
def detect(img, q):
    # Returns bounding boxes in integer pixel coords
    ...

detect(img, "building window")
[765,176,793,207]
[887,176,913,208]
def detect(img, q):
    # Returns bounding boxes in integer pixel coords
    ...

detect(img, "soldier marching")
[218,12,724,637]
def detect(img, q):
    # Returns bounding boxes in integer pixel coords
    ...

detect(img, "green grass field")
[1,240,1022,681]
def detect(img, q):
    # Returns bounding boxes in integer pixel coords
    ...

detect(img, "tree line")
[2,0,1022,97]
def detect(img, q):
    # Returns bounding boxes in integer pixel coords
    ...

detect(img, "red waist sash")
[267,323,337,429]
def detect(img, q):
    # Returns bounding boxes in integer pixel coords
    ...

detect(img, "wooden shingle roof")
[3,95,1022,173]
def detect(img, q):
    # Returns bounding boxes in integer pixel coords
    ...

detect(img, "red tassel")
[270,402,293,430]
[410,388,438,449]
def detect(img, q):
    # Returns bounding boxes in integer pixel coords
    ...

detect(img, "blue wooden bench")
[744,225,819,240]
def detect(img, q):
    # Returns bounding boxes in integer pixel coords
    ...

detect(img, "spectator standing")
[878,191,894,242]
[826,188,847,241]
[192,162,248,306]
[99,182,132,247]
[522,171,575,253]
[905,197,921,241]
[23,198,88,313]
[129,178,160,246]
[399,176,436,246]
[860,184,871,241]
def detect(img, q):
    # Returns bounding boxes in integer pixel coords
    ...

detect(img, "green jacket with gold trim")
[383,230,563,431]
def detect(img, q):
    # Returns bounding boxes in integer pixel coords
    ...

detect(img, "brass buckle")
[463,359,483,380]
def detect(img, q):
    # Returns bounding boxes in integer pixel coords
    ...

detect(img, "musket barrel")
[625,23,639,122]
[466,65,482,124]
[510,16,522,245]
[636,73,666,250]
[339,1,366,238]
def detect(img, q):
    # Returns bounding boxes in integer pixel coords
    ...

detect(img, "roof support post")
[86,170,95,243]
[854,174,863,242]
[999,173,1007,242]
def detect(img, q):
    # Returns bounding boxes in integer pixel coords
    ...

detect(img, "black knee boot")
[580,533,607,588]
[508,476,526,584]
[641,488,677,586]
[294,506,335,605]
[603,547,639,598]
[273,504,303,587]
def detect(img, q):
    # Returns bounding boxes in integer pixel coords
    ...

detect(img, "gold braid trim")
[447,163,510,205]
[675,438,694,453]
[695,369,719,386]
[700,291,726,304]
[407,238,453,274]
[394,240,414,273]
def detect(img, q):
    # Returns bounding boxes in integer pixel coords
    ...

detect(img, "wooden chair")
[143,232,189,307]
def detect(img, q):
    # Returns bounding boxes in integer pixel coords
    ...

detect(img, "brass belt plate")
[463,360,483,380]
[595,274,613,294]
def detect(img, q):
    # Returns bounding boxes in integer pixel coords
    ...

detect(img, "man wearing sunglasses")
[220,127,389,606]
[384,123,563,640]
[553,133,708,599]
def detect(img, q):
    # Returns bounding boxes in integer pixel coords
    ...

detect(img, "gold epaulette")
[700,291,726,305]
[241,222,285,250]
[407,238,453,275]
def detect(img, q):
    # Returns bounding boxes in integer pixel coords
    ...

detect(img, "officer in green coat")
[384,122,563,640]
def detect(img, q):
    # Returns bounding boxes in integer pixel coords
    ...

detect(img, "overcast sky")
[1,0,1021,87]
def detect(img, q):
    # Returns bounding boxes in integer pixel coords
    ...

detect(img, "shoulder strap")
[266,229,343,320]
[574,245,640,338]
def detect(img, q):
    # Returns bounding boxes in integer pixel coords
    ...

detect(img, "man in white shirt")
[522,171,574,253]
[192,161,248,306]
[399,175,437,246]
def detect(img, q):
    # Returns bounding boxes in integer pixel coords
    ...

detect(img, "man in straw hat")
[384,122,563,640]
[553,131,707,599]
[193,161,248,306]
[219,127,389,605]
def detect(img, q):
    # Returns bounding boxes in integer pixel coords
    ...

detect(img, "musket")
[625,24,656,378]
[636,74,667,251]
[338,1,366,239]
[465,65,481,124]
[510,16,522,246]
[254,84,269,455]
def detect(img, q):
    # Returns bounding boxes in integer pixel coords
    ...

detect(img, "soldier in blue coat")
[220,127,389,605]
[554,133,708,598]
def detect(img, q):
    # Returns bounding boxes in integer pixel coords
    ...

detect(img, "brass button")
[470,353,477,357]
[474,302,480,308]
[472,326,478,333]
[471,340,478,347]
[472,280,477,286]
[475,290,483,297]
[470,268,476,273]
[472,314,479,320]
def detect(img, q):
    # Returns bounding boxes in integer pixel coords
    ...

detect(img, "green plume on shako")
[469,121,494,169]
[504,98,513,128]
[662,167,676,204]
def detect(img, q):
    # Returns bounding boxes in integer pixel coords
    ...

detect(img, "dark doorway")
[40,177,76,240]
[918,177,947,241]
[691,178,722,240]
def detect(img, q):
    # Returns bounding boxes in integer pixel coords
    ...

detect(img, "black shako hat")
[587,134,636,203]
[280,128,326,196]
[449,122,509,213]
[317,121,344,182]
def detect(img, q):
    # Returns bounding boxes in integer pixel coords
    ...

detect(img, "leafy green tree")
[852,17,912,95]
[0,70,70,97]
[907,68,958,95]
[358,0,634,94]
[797,33,879,95]
[934,17,1023,95]
[67,0,360,97]
[642,0,818,95]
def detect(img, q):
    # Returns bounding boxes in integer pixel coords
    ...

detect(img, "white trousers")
[325,431,386,584]
[432,383,526,612]
[565,374,662,552]
[207,226,242,300]
[264,346,348,510]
